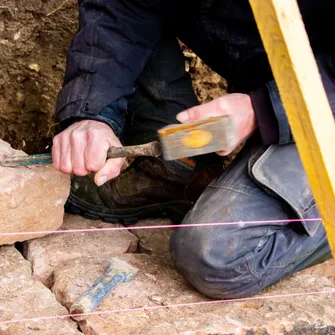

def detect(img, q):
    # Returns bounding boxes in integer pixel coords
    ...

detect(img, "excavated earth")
[1,1,335,334]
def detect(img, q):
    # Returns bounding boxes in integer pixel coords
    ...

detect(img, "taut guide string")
[0,217,323,237]
[1,216,334,325]
[0,290,334,325]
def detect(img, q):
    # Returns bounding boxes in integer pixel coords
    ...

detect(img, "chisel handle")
[69,272,133,321]
[69,259,138,321]
[107,141,161,159]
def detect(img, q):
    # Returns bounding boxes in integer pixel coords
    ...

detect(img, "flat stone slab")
[23,214,138,287]
[0,246,82,335]
[296,259,335,285]
[0,139,70,245]
[131,218,173,255]
[51,253,335,335]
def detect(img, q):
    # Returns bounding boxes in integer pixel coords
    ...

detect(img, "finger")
[70,130,89,176]
[176,100,223,123]
[52,136,61,170]
[94,157,125,186]
[216,150,231,157]
[84,132,110,173]
[59,135,72,174]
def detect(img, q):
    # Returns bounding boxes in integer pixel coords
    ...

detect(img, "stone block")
[0,139,70,245]
[24,214,138,287]
[131,219,173,255]
[0,246,81,335]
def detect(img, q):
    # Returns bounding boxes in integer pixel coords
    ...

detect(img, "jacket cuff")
[59,99,127,139]
[59,115,122,137]
[250,87,279,145]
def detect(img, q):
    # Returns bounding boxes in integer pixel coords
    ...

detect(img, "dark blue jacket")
[56,0,335,144]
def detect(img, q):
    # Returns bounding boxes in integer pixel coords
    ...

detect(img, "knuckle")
[187,107,202,121]
[86,161,102,172]
[86,130,97,142]
[52,157,60,169]
[71,129,83,141]
[53,136,63,148]
[217,97,227,113]
[60,166,72,174]
[73,168,88,176]
[85,163,95,172]
[193,109,202,119]
[52,136,59,145]
[59,158,72,174]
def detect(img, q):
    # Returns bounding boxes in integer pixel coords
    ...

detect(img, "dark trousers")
[128,38,331,299]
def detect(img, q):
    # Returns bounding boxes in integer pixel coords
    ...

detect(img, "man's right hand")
[52,120,125,186]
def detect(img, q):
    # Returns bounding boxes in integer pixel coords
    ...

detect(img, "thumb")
[176,100,222,123]
[94,157,125,186]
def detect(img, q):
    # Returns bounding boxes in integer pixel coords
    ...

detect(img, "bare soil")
[0,0,77,153]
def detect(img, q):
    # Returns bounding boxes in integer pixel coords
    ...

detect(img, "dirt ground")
[0,0,227,155]
[0,0,77,153]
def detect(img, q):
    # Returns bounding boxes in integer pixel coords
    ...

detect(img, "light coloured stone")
[0,139,70,245]
[51,253,335,335]
[0,246,82,335]
[131,218,173,255]
[24,214,138,287]
[295,259,335,285]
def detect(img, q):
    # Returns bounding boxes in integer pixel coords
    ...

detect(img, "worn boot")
[65,155,223,225]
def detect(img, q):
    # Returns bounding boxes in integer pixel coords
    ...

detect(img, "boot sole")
[65,193,192,226]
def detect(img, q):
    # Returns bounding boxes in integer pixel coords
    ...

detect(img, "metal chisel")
[0,141,162,167]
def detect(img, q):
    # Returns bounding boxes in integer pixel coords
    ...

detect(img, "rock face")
[51,253,335,335]
[296,259,335,285]
[0,246,81,335]
[24,214,139,287]
[0,139,70,245]
[131,219,173,255]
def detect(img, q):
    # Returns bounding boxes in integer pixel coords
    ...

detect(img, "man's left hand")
[176,93,257,156]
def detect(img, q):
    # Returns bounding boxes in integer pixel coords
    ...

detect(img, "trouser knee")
[170,227,262,299]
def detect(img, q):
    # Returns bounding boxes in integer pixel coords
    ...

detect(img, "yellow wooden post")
[249,0,335,255]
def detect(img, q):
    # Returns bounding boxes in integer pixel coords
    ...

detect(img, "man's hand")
[176,93,257,156]
[52,120,124,186]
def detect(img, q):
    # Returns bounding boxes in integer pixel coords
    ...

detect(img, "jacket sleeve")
[55,0,162,136]
[260,53,335,145]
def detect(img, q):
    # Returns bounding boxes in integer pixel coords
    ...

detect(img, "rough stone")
[0,246,81,335]
[295,259,335,285]
[51,253,335,335]
[0,139,70,245]
[23,214,138,287]
[131,219,173,255]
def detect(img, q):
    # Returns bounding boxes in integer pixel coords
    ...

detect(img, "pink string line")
[0,217,322,237]
[0,290,333,325]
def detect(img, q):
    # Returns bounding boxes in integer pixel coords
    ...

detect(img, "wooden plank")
[249,0,335,255]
